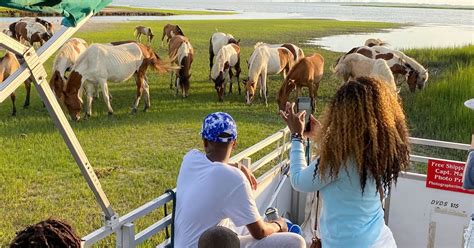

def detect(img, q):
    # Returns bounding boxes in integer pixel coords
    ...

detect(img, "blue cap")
[201,112,237,143]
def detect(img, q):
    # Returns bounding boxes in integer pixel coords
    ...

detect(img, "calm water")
[113,0,474,25]
[308,24,474,52]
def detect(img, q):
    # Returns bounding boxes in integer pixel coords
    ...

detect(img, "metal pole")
[0,13,118,222]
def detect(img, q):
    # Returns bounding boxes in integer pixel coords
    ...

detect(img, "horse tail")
[133,27,138,37]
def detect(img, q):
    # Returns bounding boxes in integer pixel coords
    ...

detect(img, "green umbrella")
[0,0,111,27]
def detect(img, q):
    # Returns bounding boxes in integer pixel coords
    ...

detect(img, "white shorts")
[370,225,397,248]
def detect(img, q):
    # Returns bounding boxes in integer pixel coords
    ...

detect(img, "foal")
[134,26,154,44]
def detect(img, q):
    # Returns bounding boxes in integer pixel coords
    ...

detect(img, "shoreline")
[343,3,474,10]
[0,6,236,18]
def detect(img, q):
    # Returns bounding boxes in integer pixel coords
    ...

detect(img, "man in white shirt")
[174,112,305,247]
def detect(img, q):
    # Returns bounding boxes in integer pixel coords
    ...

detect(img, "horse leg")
[99,80,113,115]
[261,69,268,107]
[235,59,242,95]
[11,93,16,116]
[228,68,234,94]
[170,71,174,89]
[175,75,180,97]
[131,73,144,114]
[143,75,151,112]
[209,40,214,80]
[85,83,95,118]
[23,81,31,108]
[309,80,316,113]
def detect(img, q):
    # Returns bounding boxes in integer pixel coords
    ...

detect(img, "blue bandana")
[201,112,237,143]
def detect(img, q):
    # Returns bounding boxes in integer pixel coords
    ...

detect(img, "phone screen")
[296,97,313,132]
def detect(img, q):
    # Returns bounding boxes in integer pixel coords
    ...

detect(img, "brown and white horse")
[211,43,242,101]
[161,24,184,46]
[49,38,88,101]
[63,42,174,120]
[168,35,194,98]
[244,45,294,106]
[334,53,396,91]
[254,42,305,62]
[365,38,388,47]
[277,53,324,111]
[8,17,53,39]
[14,21,52,47]
[343,46,428,92]
[134,26,154,44]
[209,32,239,79]
[0,52,31,116]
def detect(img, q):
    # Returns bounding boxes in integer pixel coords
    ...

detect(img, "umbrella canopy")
[0,0,111,27]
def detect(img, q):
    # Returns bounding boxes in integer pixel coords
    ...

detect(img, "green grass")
[0,18,471,246]
[343,3,474,10]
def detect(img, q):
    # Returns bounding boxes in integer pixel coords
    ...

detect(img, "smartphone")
[296,97,314,132]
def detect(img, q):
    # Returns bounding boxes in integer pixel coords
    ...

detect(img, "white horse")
[63,42,173,120]
[244,45,294,105]
[211,43,241,101]
[334,53,396,91]
[254,42,305,62]
[49,38,88,101]
[134,26,154,44]
[209,32,239,79]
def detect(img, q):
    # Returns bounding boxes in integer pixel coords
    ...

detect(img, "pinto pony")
[168,35,194,97]
[244,45,294,106]
[343,46,428,92]
[9,17,53,39]
[210,43,242,101]
[254,42,305,63]
[63,42,174,121]
[277,53,324,111]
[134,26,154,44]
[334,53,396,91]
[0,52,31,116]
[14,21,52,47]
[364,38,388,47]
[209,32,239,79]
[161,24,184,46]
[49,38,88,101]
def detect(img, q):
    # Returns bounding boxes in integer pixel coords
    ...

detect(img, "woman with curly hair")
[280,77,410,248]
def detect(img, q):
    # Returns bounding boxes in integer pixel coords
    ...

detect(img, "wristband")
[272,221,282,232]
[291,133,304,142]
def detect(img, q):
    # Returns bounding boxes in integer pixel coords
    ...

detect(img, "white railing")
[82,129,470,247]
[82,127,291,248]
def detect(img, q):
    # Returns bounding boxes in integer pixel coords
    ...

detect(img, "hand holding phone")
[296,97,314,132]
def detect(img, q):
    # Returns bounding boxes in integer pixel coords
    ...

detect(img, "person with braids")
[10,218,81,248]
[280,77,410,248]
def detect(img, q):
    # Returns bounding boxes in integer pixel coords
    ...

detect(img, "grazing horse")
[277,53,324,111]
[63,42,174,121]
[161,24,184,46]
[0,52,31,116]
[244,45,294,106]
[168,35,194,98]
[14,21,52,47]
[49,38,88,101]
[365,38,388,47]
[211,43,242,101]
[254,42,305,62]
[134,26,154,44]
[8,17,53,39]
[344,46,428,92]
[334,53,396,91]
[209,32,239,79]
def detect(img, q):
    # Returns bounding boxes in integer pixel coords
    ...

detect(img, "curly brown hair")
[315,77,410,193]
[10,218,81,248]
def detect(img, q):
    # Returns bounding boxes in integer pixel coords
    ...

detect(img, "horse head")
[277,79,295,111]
[212,71,226,102]
[417,69,429,90]
[63,71,83,121]
[244,78,257,105]
[49,70,66,101]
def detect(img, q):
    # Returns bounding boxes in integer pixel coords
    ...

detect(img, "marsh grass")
[0,19,470,246]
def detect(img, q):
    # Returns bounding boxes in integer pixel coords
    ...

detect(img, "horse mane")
[176,25,184,36]
[254,42,265,49]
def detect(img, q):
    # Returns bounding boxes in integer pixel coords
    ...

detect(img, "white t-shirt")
[174,149,261,248]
